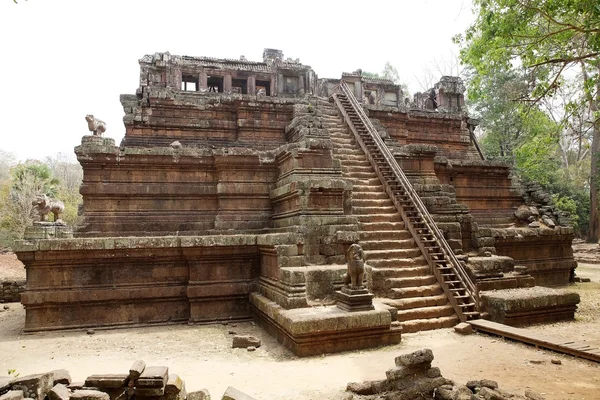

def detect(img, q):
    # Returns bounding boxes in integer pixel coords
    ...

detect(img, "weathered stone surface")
[467,380,498,390]
[452,385,473,400]
[187,389,211,400]
[11,373,53,400]
[69,390,109,400]
[478,387,505,400]
[385,366,410,381]
[137,367,168,388]
[47,384,70,400]
[164,375,183,395]
[454,322,473,335]
[129,360,146,380]
[433,385,453,400]
[346,381,374,395]
[84,375,128,389]
[0,391,24,400]
[50,371,71,386]
[221,386,257,400]
[524,389,546,400]
[231,335,261,349]
[394,349,434,367]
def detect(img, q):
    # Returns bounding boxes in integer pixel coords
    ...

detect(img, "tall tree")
[456,0,600,242]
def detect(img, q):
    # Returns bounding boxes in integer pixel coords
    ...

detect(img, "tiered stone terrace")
[14,49,579,356]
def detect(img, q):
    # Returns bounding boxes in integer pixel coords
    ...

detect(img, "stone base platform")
[480,287,580,326]
[250,293,401,357]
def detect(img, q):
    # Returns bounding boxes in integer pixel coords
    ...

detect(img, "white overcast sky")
[0,0,474,162]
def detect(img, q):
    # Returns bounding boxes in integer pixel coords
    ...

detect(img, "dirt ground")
[1,255,600,400]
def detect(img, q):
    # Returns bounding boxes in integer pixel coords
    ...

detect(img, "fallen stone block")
[0,390,24,400]
[454,322,473,335]
[187,389,210,400]
[467,379,498,390]
[451,385,473,400]
[232,336,261,349]
[163,375,186,400]
[69,390,109,400]
[47,384,70,400]
[346,381,374,395]
[221,387,256,400]
[525,389,546,400]
[84,375,128,389]
[478,387,505,400]
[433,385,453,400]
[11,373,53,400]
[66,384,84,391]
[51,371,71,386]
[128,361,146,380]
[394,348,434,367]
[137,367,168,388]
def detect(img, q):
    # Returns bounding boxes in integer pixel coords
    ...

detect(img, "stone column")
[278,73,284,95]
[355,80,363,103]
[397,87,403,107]
[270,75,277,96]
[299,74,305,96]
[224,74,232,94]
[248,76,256,95]
[199,71,208,91]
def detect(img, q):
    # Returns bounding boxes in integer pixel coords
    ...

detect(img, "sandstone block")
[84,375,128,389]
[525,389,545,400]
[11,373,53,400]
[394,348,434,367]
[369,379,391,394]
[221,386,257,400]
[454,322,473,335]
[467,380,498,390]
[346,381,373,395]
[427,367,442,378]
[137,367,168,388]
[129,360,146,380]
[47,384,70,400]
[69,390,109,400]
[67,383,84,391]
[385,366,410,381]
[452,385,473,400]
[478,387,505,400]
[0,391,24,400]
[135,388,165,397]
[187,389,210,400]
[232,335,261,349]
[51,371,71,386]
[433,385,453,400]
[164,375,183,395]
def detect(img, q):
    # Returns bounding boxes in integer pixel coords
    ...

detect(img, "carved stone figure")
[32,194,65,223]
[343,244,366,288]
[85,114,107,136]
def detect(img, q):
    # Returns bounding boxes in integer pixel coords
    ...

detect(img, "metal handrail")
[333,81,479,316]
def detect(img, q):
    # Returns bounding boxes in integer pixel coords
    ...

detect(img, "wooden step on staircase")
[330,81,480,324]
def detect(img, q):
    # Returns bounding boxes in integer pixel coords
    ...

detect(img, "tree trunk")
[586,66,600,243]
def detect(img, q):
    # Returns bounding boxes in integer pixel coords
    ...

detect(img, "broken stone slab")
[50,371,71,386]
[394,348,434,367]
[231,335,261,349]
[47,384,70,400]
[0,391,24,400]
[466,379,498,390]
[187,389,210,400]
[70,390,110,400]
[524,389,546,400]
[11,373,53,400]
[136,367,168,388]
[478,387,505,400]
[221,387,257,400]
[128,361,146,380]
[84,375,128,389]
[454,322,473,335]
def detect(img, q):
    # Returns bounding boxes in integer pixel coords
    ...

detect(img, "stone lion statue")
[85,114,107,136]
[343,244,366,288]
[32,194,65,223]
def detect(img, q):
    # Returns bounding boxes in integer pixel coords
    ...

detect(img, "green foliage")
[0,157,83,248]
[458,0,599,239]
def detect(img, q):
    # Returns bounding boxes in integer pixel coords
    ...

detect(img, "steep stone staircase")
[321,104,460,332]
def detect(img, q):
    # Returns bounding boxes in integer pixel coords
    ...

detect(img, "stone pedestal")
[24,222,73,240]
[336,286,374,312]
